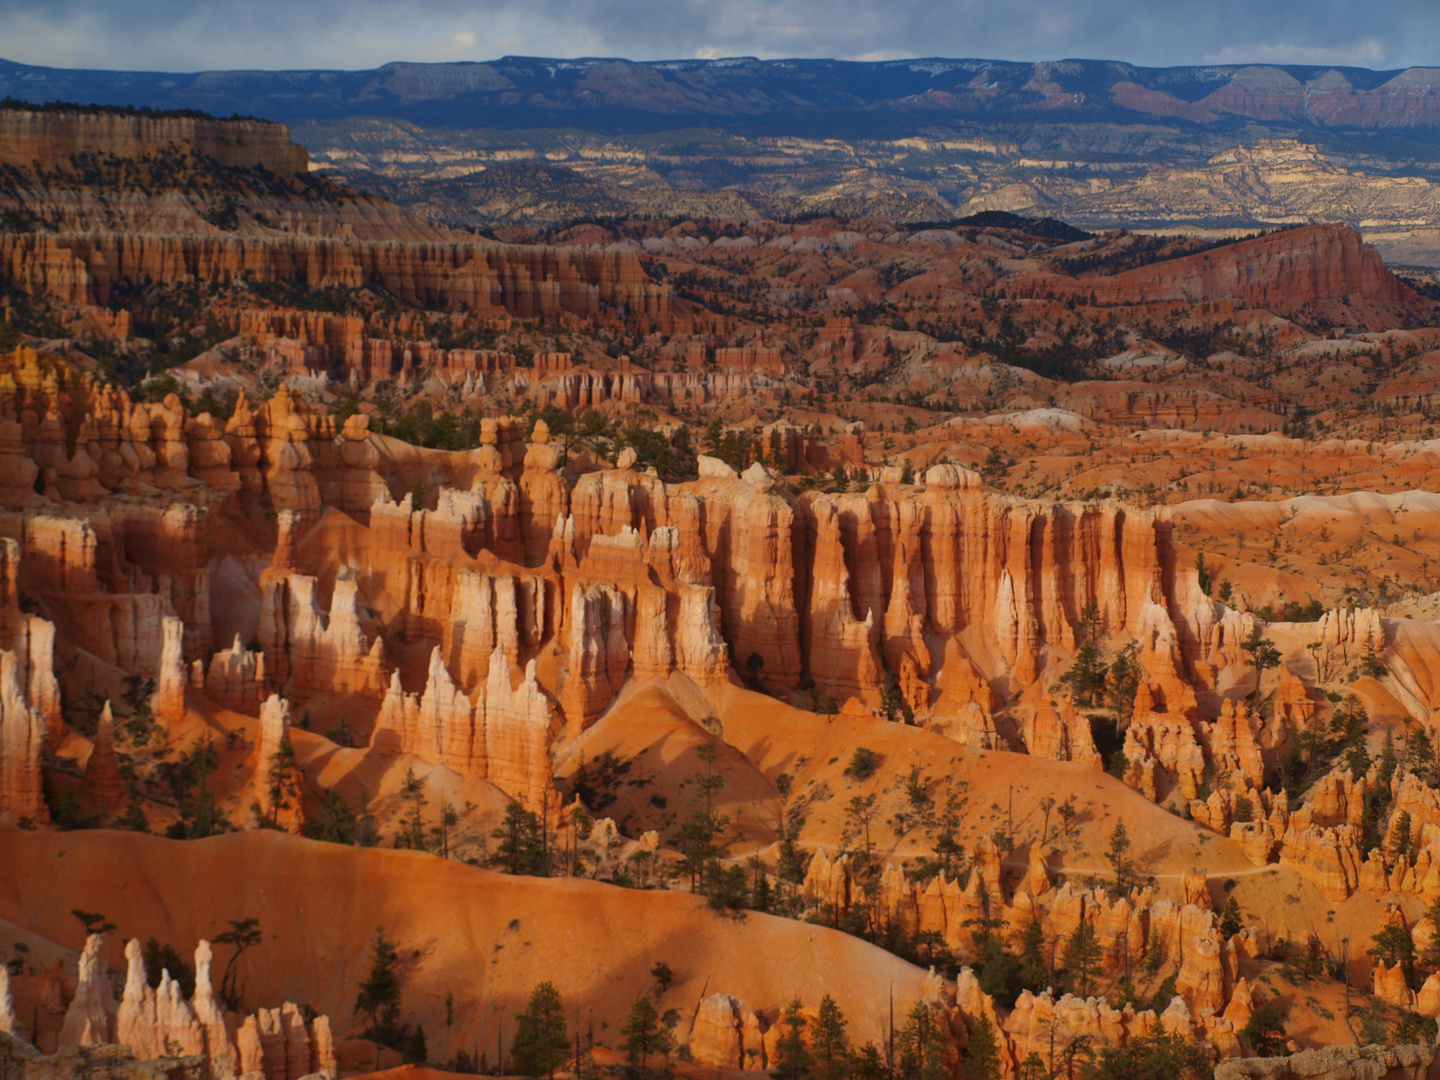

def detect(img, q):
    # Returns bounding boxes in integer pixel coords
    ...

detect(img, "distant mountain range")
[5,55,1440,139]
[10,55,1440,263]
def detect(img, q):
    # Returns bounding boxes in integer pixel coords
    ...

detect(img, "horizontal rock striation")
[1012,224,1424,318]
[0,109,309,173]
[0,231,671,320]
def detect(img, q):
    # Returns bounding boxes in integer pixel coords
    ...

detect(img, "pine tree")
[1063,640,1108,706]
[1063,922,1102,997]
[264,737,299,829]
[897,1002,947,1080]
[620,996,663,1079]
[1106,642,1141,721]
[214,917,262,1012]
[1379,730,1398,788]
[1018,915,1047,991]
[1408,727,1436,777]
[1106,820,1136,896]
[1241,627,1281,702]
[851,1043,885,1080]
[492,800,547,875]
[1241,1003,1288,1056]
[812,995,850,1080]
[1085,1028,1211,1079]
[1346,739,1372,782]
[1392,810,1415,864]
[117,784,149,833]
[356,927,403,1044]
[1370,923,1416,986]
[512,982,569,1079]
[395,768,428,850]
[1219,896,1243,938]
[772,1000,814,1080]
[1423,897,1440,976]
[962,1014,1001,1080]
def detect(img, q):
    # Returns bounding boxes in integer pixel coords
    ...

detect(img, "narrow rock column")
[57,934,116,1047]
[0,964,19,1040]
[153,616,187,724]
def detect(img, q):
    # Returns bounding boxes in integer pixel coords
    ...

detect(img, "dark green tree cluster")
[620,994,675,1080]
[383,400,484,451]
[763,994,973,1080]
[1272,695,1371,798]
[491,799,552,875]
[511,982,570,1078]
[880,674,914,725]
[1057,602,1140,728]
[355,927,427,1063]
[158,738,230,839]
[1251,598,1324,623]
[1405,725,1440,788]
[305,787,379,846]
[844,747,882,781]
[704,419,764,473]
[141,938,195,997]
[616,424,699,483]
[965,915,1049,1009]
[1240,1004,1287,1057]
[389,768,459,855]
[1079,1028,1213,1080]
[673,743,754,912]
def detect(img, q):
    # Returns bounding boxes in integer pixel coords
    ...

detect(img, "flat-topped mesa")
[0,107,310,173]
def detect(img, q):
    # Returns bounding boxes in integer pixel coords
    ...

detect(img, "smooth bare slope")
[0,828,931,1062]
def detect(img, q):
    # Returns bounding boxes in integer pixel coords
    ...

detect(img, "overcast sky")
[0,0,1433,72]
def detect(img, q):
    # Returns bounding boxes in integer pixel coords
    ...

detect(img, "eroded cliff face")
[0,232,672,322]
[0,345,1200,815]
[6,340,1439,930]
[1013,224,1423,319]
[0,110,309,174]
[0,378,1177,885]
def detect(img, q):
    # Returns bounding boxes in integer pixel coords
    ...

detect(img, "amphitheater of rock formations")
[10,104,1440,1080]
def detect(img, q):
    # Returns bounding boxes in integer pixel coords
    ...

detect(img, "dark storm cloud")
[0,0,1433,71]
